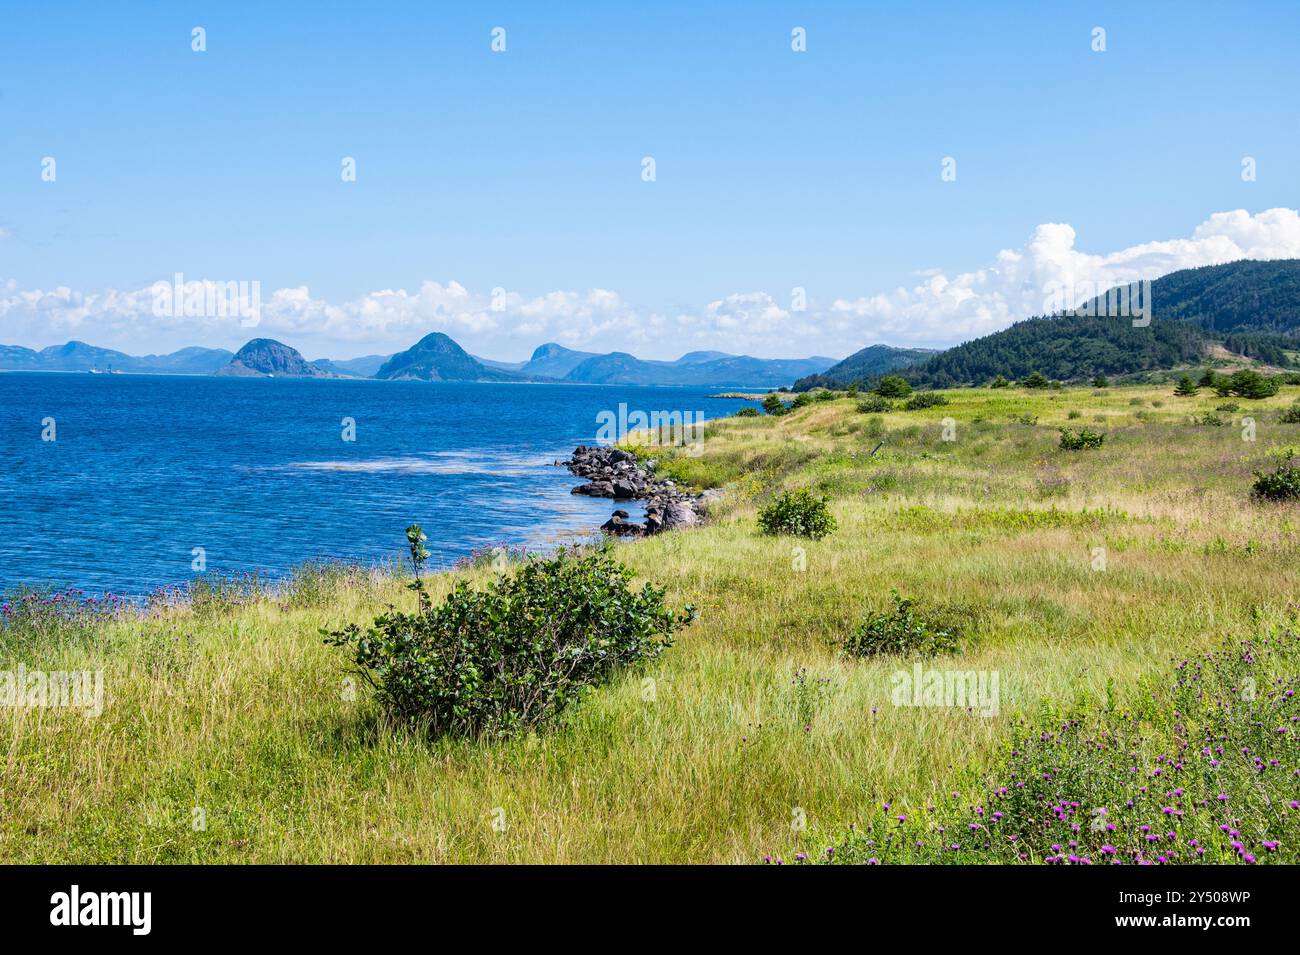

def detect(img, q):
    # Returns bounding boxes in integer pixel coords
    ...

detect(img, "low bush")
[757,488,836,539]
[856,394,893,413]
[734,406,761,418]
[1252,453,1300,502]
[326,535,693,737]
[842,590,962,659]
[1277,402,1300,424]
[903,392,948,410]
[1058,428,1105,450]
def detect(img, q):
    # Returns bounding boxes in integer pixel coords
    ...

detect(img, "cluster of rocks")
[560,445,714,537]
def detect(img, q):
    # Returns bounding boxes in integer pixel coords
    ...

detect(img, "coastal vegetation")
[3,382,1300,863]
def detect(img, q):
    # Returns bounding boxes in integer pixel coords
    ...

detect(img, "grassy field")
[3,383,1299,863]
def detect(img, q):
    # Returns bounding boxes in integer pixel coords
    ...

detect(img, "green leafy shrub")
[903,392,948,410]
[757,488,836,539]
[1277,402,1300,424]
[1021,372,1050,389]
[1217,402,1241,413]
[1091,374,1109,388]
[842,590,961,658]
[791,391,817,409]
[734,406,761,418]
[326,541,693,737]
[1196,412,1225,426]
[1252,452,1300,502]
[856,394,893,413]
[1058,428,1105,450]
[989,375,1010,389]
[874,375,913,399]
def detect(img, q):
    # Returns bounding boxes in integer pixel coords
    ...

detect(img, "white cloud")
[2,207,1298,359]
[828,207,1300,347]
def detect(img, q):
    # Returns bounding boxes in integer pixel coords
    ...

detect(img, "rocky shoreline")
[558,445,717,537]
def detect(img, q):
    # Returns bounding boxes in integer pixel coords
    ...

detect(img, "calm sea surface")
[0,373,751,596]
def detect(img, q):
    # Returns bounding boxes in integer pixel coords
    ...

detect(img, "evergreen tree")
[1227,369,1280,399]
[762,393,789,416]
[1174,375,1198,396]
[875,375,913,399]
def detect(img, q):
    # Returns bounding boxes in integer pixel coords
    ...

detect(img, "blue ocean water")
[0,374,751,596]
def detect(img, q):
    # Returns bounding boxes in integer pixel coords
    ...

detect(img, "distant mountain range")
[10,259,1298,390]
[0,333,838,387]
[0,341,234,375]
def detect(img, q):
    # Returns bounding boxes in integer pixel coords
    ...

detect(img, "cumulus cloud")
[2,208,1298,359]
[828,207,1300,347]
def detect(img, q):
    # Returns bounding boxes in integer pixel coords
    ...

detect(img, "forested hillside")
[797,259,1300,390]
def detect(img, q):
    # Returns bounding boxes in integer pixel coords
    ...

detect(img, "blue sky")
[2,1,1299,360]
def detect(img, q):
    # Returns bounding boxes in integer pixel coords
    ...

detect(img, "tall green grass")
[2,383,1298,863]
